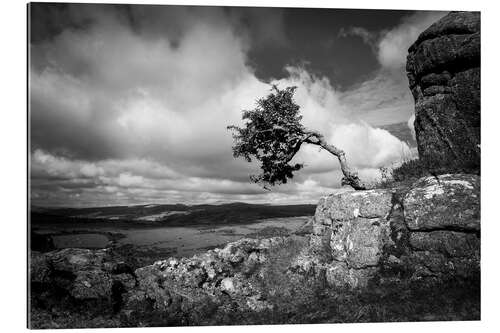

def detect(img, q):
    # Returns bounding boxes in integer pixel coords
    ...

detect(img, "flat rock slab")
[315,189,393,222]
[404,174,480,231]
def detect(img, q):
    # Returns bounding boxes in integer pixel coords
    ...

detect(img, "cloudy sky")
[29,3,447,207]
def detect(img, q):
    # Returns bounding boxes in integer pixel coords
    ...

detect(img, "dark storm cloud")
[29,3,444,206]
[338,26,378,51]
[247,8,415,89]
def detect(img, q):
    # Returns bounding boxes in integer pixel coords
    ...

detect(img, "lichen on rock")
[403,174,480,231]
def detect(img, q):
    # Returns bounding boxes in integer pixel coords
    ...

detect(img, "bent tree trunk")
[304,130,368,190]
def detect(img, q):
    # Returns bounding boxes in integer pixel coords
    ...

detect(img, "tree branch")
[303,130,368,190]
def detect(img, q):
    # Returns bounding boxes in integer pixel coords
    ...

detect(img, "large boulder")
[406,11,480,172]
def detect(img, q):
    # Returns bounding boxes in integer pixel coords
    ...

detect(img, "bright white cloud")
[377,11,447,70]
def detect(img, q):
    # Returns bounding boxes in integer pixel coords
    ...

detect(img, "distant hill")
[30,202,316,228]
[379,121,416,147]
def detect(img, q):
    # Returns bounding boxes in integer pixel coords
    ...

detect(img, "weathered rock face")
[403,174,480,231]
[406,12,480,172]
[305,189,393,288]
[397,174,480,280]
[304,174,480,288]
[121,237,286,323]
[30,248,136,301]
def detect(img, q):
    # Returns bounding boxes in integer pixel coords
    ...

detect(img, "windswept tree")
[227,85,368,190]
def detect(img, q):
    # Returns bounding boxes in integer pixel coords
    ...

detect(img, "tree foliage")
[228,85,367,190]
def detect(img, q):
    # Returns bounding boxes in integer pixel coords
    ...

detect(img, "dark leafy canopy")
[227,85,309,186]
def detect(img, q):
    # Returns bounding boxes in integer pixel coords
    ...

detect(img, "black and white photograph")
[27,1,482,329]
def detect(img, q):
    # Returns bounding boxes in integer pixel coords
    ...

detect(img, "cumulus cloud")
[374,11,446,138]
[336,11,447,128]
[337,11,446,71]
[30,5,418,206]
[272,67,412,172]
[377,11,447,69]
[338,69,413,125]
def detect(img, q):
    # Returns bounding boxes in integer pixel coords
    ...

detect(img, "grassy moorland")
[31,202,316,229]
